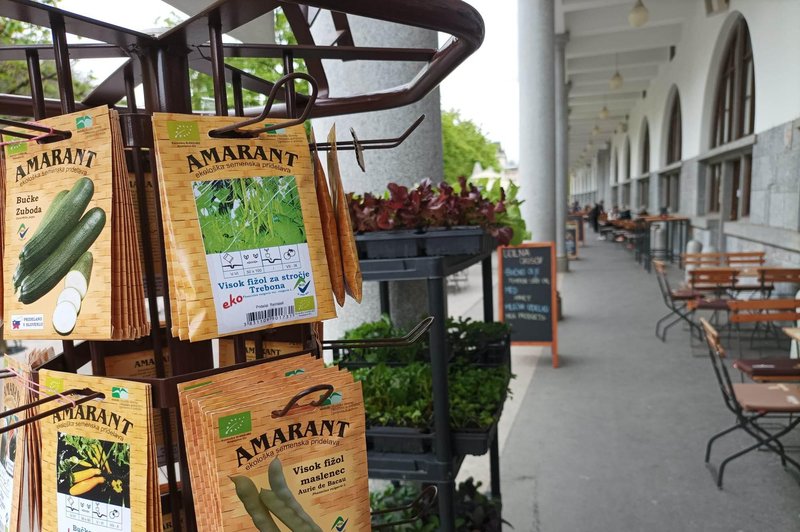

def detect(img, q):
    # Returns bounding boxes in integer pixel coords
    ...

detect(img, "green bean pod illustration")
[264,457,322,532]
[230,475,280,532]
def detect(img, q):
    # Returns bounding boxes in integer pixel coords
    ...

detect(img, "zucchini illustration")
[18,177,94,267]
[64,252,93,299]
[12,189,69,289]
[56,287,82,312]
[53,301,78,335]
[18,207,106,305]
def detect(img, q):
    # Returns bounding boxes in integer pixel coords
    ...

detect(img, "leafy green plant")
[193,176,305,254]
[352,362,511,430]
[447,317,510,363]
[370,478,509,531]
[467,177,530,245]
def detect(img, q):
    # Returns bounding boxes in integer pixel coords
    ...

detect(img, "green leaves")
[442,110,501,185]
[352,362,511,430]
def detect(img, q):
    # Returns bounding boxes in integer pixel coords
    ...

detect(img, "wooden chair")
[681,252,723,269]
[653,260,702,341]
[723,251,766,268]
[688,268,738,295]
[728,299,800,326]
[699,318,800,488]
[757,268,800,297]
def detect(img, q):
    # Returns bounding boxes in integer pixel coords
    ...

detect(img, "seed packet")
[2,106,148,340]
[310,129,345,306]
[210,379,370,531]
[0,354,31,532]
[178,358,368,530]
[38,369,158,532]
[326,125,362,303]
[151,114,336,342]
[218,336,306,367]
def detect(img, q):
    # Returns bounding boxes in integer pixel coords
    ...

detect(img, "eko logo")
[222,293,244,309]
[331,516,348,531]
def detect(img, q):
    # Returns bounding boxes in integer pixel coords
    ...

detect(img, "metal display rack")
[361,248,502,531]
[0,0,485,530]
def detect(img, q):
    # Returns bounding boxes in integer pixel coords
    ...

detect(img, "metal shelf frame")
[0,1,486,530]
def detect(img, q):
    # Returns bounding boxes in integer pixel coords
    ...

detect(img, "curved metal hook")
[209,72,318,137]
[271,384,334,418]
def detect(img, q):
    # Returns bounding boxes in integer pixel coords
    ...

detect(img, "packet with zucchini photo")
[2,106,148,340]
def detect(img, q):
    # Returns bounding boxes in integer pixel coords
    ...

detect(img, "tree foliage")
[441,109,500,184]
[0,0,94,109]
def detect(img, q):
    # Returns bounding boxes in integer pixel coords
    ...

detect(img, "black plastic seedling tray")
[356,227,496,259]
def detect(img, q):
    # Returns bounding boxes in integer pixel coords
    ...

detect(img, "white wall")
[604,0,800,175]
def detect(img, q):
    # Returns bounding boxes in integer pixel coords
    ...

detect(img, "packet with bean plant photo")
[38,369,160,532]
[2,106,148,340]
[151,114,337,342]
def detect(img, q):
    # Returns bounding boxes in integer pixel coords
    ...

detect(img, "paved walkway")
[500,239,800,532]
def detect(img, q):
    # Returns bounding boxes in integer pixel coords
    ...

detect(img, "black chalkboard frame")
[497,242,559,368]
[565,223,579,259]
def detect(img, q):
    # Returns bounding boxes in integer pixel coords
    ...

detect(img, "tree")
[0,0,94,108]
[441,109,500,184]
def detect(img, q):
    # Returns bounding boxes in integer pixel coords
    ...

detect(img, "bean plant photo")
[192,176,306,254]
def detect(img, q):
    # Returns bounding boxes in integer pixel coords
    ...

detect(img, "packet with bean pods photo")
[151,114,337,341]
[208,378,370,531]
[196,371,358,531]
[38,369,158,532]
[177,356,349,530]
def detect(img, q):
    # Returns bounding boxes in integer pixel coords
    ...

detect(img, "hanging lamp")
[609,53,623,90]
[628,0,649,28]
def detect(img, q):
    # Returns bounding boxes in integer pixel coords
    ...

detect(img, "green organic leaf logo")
[294,296,315,312]
[331,516,348,531]
[219,411,252,439]
[167,121,200,141]
[75,115,93,129]
[44,376,64,393]
[5,140,27,155]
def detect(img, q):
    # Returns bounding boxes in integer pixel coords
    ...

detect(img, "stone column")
[554,33,569,271]
[311,15,443,338]
[518,0,556,243]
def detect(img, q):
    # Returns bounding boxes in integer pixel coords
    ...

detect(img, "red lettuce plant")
[348,177,518,245]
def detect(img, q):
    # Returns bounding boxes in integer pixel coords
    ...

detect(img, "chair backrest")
[653,260,673,307]
[728,298,800,323]
[681,252,723,268]
[724,251,766,267]
[689,267,738,292]
[758,268,800,285]
[700,318,739,413]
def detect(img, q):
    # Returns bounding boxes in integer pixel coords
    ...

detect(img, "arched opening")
[661,90,682,212]
[638,120,650,210]
[706,16,754,221]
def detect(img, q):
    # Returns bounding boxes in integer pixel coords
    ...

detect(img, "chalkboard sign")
[565,223,578,259]
[568,215,585,243]
[498,242,559,367]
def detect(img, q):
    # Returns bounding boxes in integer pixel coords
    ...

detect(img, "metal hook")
[310,114,425,171]
[208,72,318,138]
[270,384,334,418]
[371,485,438,529]
[0,388,104,435]
[323,316,434,350]
[0,118,71,142]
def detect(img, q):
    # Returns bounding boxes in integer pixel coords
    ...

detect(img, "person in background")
[589,202,600,233]
[607,205,620,221]
[619,205,632,220]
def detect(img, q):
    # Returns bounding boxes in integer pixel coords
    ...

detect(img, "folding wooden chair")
[728,299,800,351]
[653,260,702,341]
[758,268,800,298]
[723,251,766,268]
[700,318,800,488]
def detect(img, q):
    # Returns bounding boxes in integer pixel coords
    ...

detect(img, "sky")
[57,0,520,162]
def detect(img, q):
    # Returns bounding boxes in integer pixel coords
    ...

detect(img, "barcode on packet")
[246,306,295,324]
